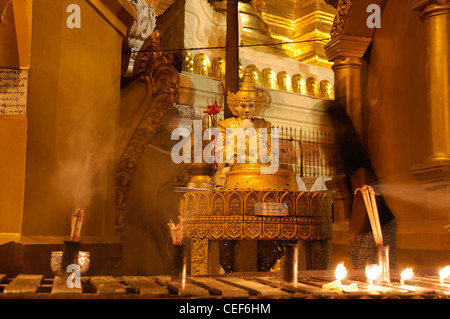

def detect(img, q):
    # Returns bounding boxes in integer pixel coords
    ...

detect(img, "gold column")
[324,35,371,138]
[324,34,370,265]
[410,1,450,240]
[411,1,450,191]
[411,0,450,162]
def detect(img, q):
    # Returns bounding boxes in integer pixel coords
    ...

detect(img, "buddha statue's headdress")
[227,69,264,116]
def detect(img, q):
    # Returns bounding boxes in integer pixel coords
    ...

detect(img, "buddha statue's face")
[236,101,255,120]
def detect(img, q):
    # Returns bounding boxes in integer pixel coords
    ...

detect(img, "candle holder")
[51,251,90,276]
[59,240,80,278]
[283,242,298,284]
[377,245,390,285]
[171,244,187,287]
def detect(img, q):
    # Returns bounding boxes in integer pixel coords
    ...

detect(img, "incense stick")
[168,216,183,245]
[355,185,383,246]
[70,208,85,242]
[369,187,383,246]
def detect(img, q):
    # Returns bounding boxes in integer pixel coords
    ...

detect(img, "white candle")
[400,268,414,286]
[439,266,450,284]
[365,264,381,287]
[322,263,347,290]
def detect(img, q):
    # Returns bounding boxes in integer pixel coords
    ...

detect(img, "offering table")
[180,189,333,275]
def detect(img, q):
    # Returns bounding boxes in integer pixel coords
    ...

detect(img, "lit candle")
[322,263,347,290]
[439,266,450,284]
[365,264,381,286]
[400,268,414,286]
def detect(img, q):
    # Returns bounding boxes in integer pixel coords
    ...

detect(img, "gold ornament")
[227,69,264,116]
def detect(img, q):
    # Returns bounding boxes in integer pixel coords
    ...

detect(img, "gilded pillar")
[411,0,450,162]
[324,35,371,138]
[324,34,370,261]
[410,0,450,228]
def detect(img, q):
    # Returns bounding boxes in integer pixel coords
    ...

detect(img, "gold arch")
[116,30,180,240]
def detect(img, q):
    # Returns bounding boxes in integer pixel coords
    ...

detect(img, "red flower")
[204,100,222,115]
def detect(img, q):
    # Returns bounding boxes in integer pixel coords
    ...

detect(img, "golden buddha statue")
[262,68,278,90]
[292,74,307,95]
[193,53,211,77]
[277,71,293,92]
[306,77,321,97]
[212,57,226,80]
[181,50,194,73]
[214,70,297,191]
[245,64,262,87]
[320,80,334,100]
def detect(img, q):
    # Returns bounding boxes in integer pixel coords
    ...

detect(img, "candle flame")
[365,264,381,281]
[401,268,414,280]
[439,266,450,280]
[335,263,347,281]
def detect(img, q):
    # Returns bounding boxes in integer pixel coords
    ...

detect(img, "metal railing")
[273,125,336,178]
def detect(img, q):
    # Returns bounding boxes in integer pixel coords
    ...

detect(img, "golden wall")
[22,0,126,237]
[0,0,135,276]
[0,0,32,234]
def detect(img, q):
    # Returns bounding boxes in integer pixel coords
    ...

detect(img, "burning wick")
[365,264,381,286]
[167,216,183,246]
[439,266,450,284]
[400,268,414,286]
[70,208,85,242]
[322,263,347,290]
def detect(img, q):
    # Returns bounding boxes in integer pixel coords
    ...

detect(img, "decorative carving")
[191,238,208,275]
[330,0,353,39]
[226,216,243,239]
[195,218,210,238]
[181,189,332,274]
[210,217,226,239]
[281,217,297,240]
[298,224,312,240]
[228,192,242,216]
[212,192,225,215]
[198,193,209,216]
[296,192,309,216]
[244,216,263,239]
[244,191,260,215]
[115,30,179,240]
[181,189,332,241]
[280,192,294,215]
[263,217,281,239]
[126,0,157,76]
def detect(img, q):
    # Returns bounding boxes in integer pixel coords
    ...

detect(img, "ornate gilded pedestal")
[180,189,332,275]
